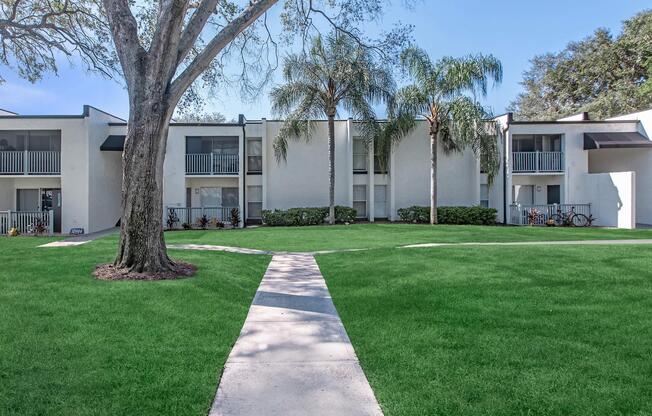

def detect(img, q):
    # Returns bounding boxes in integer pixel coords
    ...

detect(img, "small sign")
[70,228,85,236]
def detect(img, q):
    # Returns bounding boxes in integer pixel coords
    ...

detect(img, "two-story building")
[1,105,651,234]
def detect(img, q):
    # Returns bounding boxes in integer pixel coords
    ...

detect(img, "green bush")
[397,206,430,223]
[262,205,358,226]
[398,205,497,225]
[335,206,357,223]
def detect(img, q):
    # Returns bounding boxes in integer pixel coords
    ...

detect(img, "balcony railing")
[509,203,591,225]
[186,153,239,175]
[512,151,563,173]
[0,151,61,175]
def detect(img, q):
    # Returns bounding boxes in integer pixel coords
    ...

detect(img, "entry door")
[513,185,534,205]
[42,189,62,233]
[547,185,561,205]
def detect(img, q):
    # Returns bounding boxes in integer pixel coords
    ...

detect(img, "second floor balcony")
[0,150,61,175]
[185,153,239,175]
[512,151,563,173]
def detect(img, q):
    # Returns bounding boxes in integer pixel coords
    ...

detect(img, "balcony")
[0,151,61,175]
[185,153,239,175]
[512,151,563,173]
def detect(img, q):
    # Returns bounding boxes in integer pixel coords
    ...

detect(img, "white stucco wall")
[393,121,479,216]
[87,107,124,232]
[264,120,351,210]
[588,148,652,225]
[576,172,635,228]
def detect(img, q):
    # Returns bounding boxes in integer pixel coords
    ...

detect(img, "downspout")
[240,114,246,228]
[502,113,513,224]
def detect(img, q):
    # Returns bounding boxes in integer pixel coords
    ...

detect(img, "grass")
[0,237,270,416]
[317,245,652,416]
[163,223,652,252]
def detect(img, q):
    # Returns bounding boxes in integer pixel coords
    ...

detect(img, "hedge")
[262,205,357,226]
[397,205,497,225]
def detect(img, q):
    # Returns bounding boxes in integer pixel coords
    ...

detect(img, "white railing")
[509,203,591,225]
[0,210,54,235]
[0,151,61,175]
[185,153,239,175]
[165,206,238,228]
[512,151,563,173]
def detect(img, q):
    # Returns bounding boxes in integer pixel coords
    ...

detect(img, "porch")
[166,206,237,228]
[0,210,55,235]
[509,203,592,225]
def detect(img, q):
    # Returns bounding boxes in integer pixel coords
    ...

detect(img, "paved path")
[209,253,383,416]
[400,239,652,248]
[167,239,652,257]
[39,227,119,248]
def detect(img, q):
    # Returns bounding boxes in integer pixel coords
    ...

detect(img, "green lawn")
[316,245,652,416]
[0,237,270,416]
[164,223,652,252]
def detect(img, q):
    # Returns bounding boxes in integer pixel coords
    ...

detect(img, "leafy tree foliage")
[388,47,502,224]
[270,32,395,224]
[510,10,652,120]
[0,0,115,83]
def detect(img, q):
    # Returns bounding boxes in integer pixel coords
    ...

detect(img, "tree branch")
[176,0,219,66]
[169,0,278,103]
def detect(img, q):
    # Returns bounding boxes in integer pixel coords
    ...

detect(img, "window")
[353,137,368,172]
[16,189,39,211]
[247,138,262,173]
[513,134,562,152]
[353,185,367,218]
[512,185,534,205]
[374,185,387,218]
[480,184,489,208]
[247,186,263,219]
[199,187,239,207]
[0,130,60,151]
[186,136,238,154]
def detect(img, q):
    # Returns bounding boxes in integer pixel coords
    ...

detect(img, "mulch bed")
[93,261,197,281]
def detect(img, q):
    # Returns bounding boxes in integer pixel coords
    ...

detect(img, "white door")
[374,185,387,218]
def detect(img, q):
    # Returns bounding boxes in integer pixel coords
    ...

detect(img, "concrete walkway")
[39,227,119,248]
[209,253,383,416]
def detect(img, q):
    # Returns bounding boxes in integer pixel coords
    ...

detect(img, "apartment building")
[1,105,651,234]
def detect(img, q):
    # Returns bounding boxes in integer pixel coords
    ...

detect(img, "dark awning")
[100,135,126,151]
[584,132,652,150]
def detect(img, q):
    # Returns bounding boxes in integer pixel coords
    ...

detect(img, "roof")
[583,132,652,150]
[100,135,126,151]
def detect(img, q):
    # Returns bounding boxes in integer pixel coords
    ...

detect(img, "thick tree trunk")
[430,128,438,225]
[114,95,175,273]
[327,114,336,224]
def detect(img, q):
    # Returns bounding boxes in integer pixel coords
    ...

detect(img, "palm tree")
[395,47,503,224]
[270,32,394,224]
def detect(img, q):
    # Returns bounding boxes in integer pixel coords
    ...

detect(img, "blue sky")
[0,1,649,119]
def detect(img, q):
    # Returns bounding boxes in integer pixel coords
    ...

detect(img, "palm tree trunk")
[327,114,336,224]
[430,128,438,225]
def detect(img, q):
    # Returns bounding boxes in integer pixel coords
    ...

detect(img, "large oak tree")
[98,0,410,275]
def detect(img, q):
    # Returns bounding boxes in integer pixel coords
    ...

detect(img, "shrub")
[32,218,48,236]
[334,206,357,223]
[397,206,430,223]
[230,208,241,228]
[261,205,357,226]
[196,214,210,229]
[398,206,497,225]
[181,222,192,230]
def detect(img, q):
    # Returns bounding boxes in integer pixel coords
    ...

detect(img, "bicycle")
[551,206,590,227]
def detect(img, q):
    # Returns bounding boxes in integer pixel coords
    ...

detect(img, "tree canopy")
[0,0,115,83]
[509,10,652,120]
